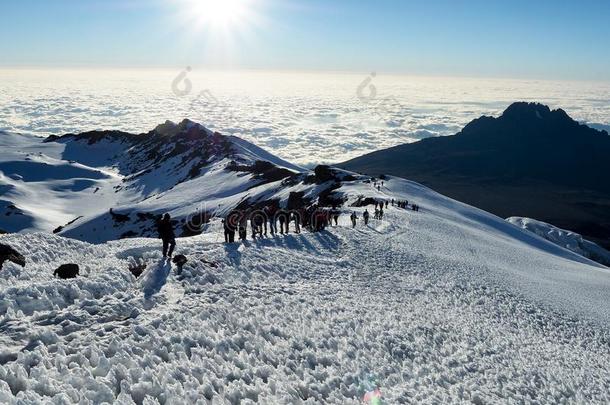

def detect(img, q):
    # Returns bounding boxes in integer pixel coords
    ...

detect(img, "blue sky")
[1,0,609,80]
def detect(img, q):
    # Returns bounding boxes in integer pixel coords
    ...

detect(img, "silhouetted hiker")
[251,212,264,239]
[374,208,379,220]
[379,206,384,220]
[158,213,176,258]
[363,209,370,225]
[261,211,268,236]
[350,212,358,228]
[266,206,277,235]
[238,212,248,240]
[385,201,388,209]
[223,211,238,243]
[391,198,395,206]
[277,210,286,234]
[291,211,301,234]
[333,209,340,226]
[313,210,327,232]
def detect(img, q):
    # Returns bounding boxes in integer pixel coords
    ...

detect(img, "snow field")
[1,178,610,403]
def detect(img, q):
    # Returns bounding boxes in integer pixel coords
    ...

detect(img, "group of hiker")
[393,199,420,211]
[157,196,422,255]
[221,205,341,243]
[373,180,385,192]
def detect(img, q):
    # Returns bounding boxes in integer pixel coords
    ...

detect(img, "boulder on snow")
[172,255,188,274]
[0,244,26,269]
[53,263,80,279]
[313,165,335,183]
[172,254,188,271]
[128,262,147,278]
[351,196,380,207]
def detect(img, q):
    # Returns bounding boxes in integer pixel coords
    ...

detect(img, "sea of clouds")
[1,69,609,166]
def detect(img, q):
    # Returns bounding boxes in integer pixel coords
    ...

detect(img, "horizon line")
[1,65,609,85]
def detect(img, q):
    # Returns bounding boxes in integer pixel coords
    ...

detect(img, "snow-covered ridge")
[507,216,610,267]
[1,121,346,243]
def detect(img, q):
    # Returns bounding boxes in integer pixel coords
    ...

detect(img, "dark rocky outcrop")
[128,262,147,278]
[172,254,188,272]
[53,264,80,279]
[0,244,26,269]
[226,160,295,183]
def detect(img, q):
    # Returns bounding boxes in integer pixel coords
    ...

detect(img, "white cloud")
[1,69,609,165]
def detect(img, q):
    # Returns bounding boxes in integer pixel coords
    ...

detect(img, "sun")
[186,0,254,30]
[172,0,264,61]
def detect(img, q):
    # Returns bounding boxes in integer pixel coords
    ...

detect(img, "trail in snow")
[1,178,610,403]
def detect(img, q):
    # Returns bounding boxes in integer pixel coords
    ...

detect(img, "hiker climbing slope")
[158,213,176,258]
[363,209,370,225]
[350,211,358,228]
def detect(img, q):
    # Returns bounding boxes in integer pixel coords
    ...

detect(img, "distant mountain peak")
[153,119,210,138]
[499,102,574,126]
[502,102,551,118]
[460,101,591,138]
[340,101,610,248]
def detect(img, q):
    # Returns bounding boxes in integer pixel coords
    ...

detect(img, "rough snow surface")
[1,178,610,403]
[508,216,610,267]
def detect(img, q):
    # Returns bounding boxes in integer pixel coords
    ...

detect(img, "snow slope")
[0,132,123,233]
[1,122,337,243]
[507,216,610,266]
[1,177,610,403]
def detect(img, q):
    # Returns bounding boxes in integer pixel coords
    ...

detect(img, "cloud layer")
[1,69,609,166]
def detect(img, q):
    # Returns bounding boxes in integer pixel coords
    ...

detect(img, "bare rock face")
[0,244,26,269]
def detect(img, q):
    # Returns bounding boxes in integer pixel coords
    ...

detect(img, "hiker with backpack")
[363,209,370,225]
[158,213,176,258]
[251,211,264,239]
[350,212,358,228]
[223,211,239,243]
